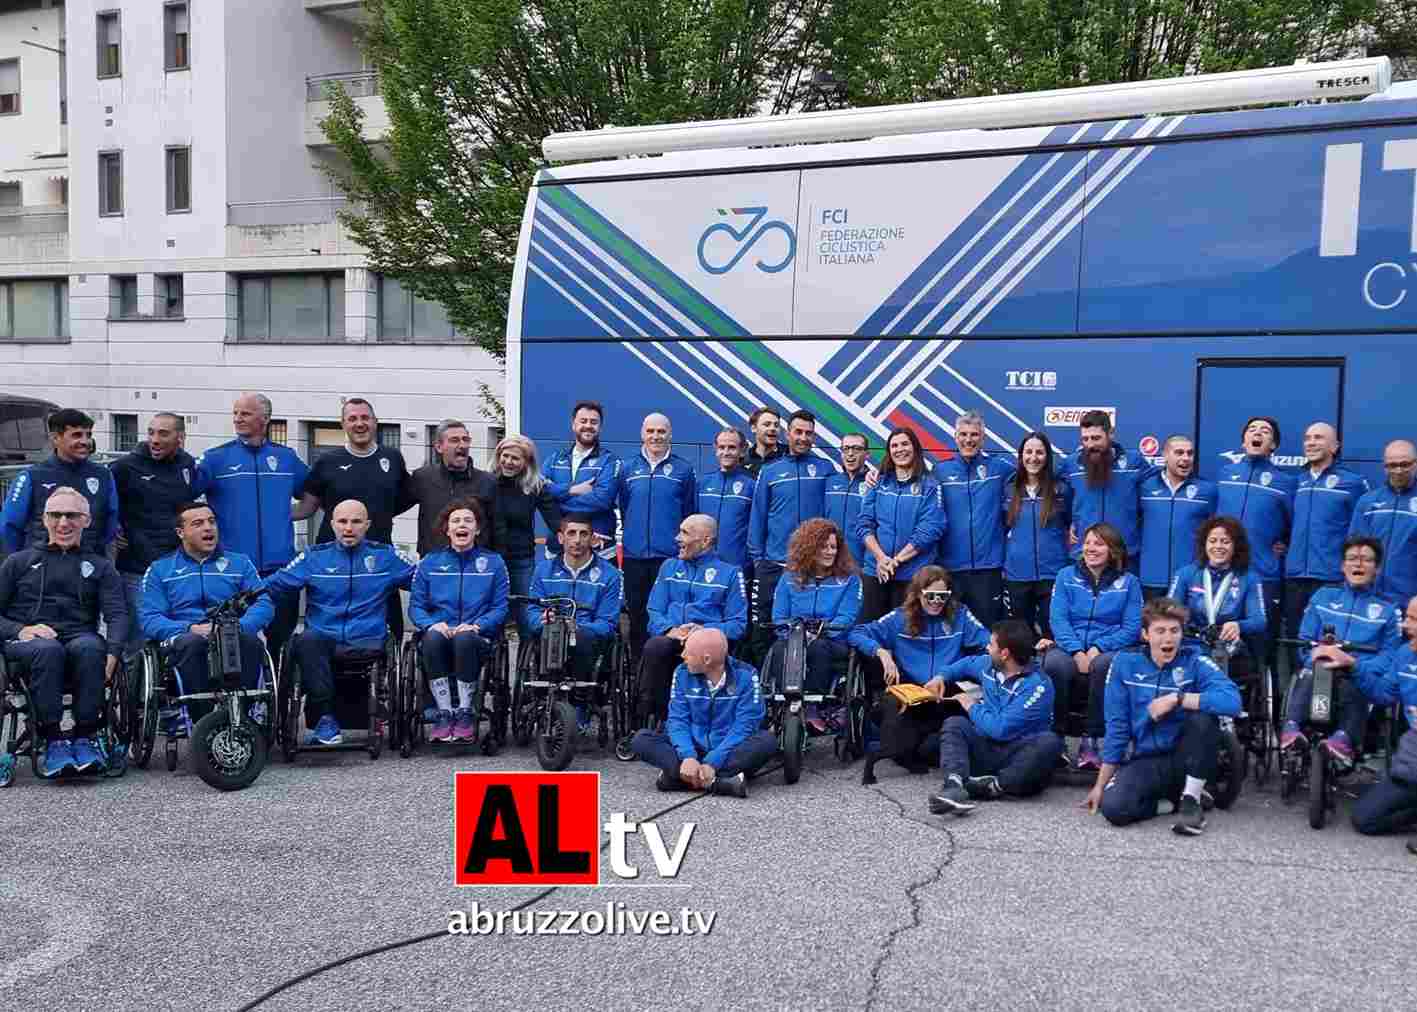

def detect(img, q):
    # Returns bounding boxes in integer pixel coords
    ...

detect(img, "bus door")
[1194,358,1344,471]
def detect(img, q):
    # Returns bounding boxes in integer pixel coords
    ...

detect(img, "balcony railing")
[0,206,67,235]
[227,197,358,227]
[306,71,380,102]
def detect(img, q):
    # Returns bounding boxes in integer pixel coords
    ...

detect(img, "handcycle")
[395,628,512,758]
[1185,622,1273,799]
[763,619,864,784]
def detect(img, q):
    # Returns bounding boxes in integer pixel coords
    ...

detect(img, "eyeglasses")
[841,445,867,454]
[1343,554,1378,563]
[44,511,86,521]
[922,591,951,604]
[1384,461,1416,470]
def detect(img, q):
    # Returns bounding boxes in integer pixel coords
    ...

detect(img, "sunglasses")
[44,511,86,522]
[922,591,951,604]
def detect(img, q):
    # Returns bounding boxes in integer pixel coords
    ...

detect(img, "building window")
[165,146,191,213]
[377,275,461,342]
[0,279,69,340]
[0,183,19,208]
[164,3,190,71]
[377,423,401,450]
[97,12,121,78]
[157,274,184,318]
[237,273,346,341]
[111,413,138,453]
[98,151,122,216]
[0,59,18,115]
[110,275,137,318]
[267,419,288,446]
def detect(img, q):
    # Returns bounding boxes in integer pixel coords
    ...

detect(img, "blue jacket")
[856,473,946,581]
[198,439,310,573]
[1371,643,1417,711]
[139,548,273,640]
[1102,647,1242,764]
[749,451,833,563]
[1058,446,1152,560]
[542,442,621,546]
[1138,475,1217,589]
[265,540,414,644]
[771,572,862,641]
[618,451,696,560]
[409,546,510,634]
[0,545,127,656]
[1167,564,1267,639]
[697,468,756,568]
[1289,464,1369,582]
[1296,582,1402,692]
[939,654,1055,741]
[1214,454,1296,582]
[1349,483,1417,605]
[1049,565,1142,653]
[825,469,869,569]
[848,605,989,684]
[646,554,748,641]
[932,452,1014,571]
[523,554,622,640]
[1,453,120,554]
[1003,483,1073,582]
[667,656,765,769]
[110,445,207,575]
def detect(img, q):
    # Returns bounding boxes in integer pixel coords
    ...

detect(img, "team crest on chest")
[1172,667,1186,686]
[1114,577,1127,590]
[808,464,818,477]
[364,556,377,573]
[1117,452,1127,468]
[182,468,191,485]
[80,561,94,579]
[216,558,229,573]
[589,568,600,583]
[733,481,743,494]
[1410,497,1417,512]
[664,463,673,475]
[86,477,99,495]
[1369,603,1384,620]
[1326,474,1339,488]
[266,455,278,472]
[705,567,717,583]
[1261,472,1273,487]
[476,556,488,573]
[976,464,986,480]
[1185,485,1197,499]
[380,457,390,473]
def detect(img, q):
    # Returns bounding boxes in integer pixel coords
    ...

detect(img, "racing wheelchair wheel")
[781,711,805,784]
[130,647,161,769]
[481,638,511,757]
[1308,741,1329,829]
[1209,725,1245,811]
[397,639,419,758]
[278,645,300,763]
[536,699,577,771]
[190,708,268,791]
[511,647,535,748]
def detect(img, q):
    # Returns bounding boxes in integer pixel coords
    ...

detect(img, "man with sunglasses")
[0,488,127,781]
[1349,439,1417,607]
[826,432,871,569]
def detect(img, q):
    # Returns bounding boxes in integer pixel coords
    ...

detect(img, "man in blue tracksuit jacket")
[1349,438,1417,608]
[825,432,871,569]
[1138,436,1216,597]
[1057,412,1152,573]
[1087,597,1242,835]
[265,501,414,745]
[1351,593,1417,838]
[931,412,1014,626]
[930,618,1063,814]
[631,627,776,797]
[523,515,624,682]
[697,429,756,569]
[541,400,622,560]
[140,502,273,726]
[2,408,119,555]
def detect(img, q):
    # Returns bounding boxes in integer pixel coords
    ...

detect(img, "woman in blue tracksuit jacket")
[1040,522,1142,768]
[849,565,989,778]
[410,499,510,743]
[1004,431,1072,639]
[1168,516,1267,677]
[857,428,946,623]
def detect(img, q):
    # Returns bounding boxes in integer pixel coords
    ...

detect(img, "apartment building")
[0,0,503,552]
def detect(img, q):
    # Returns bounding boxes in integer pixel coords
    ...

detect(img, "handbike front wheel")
[190,710,268,791]
[536,699,577,771]
[782,711,805,784]
[1308,741,1329,829]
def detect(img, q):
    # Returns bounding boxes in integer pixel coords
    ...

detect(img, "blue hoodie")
[856,473,946,581]
[265,540,414,644]
[1215,454,1296,583]
[198,438,310,573]
[749,451,834,564]
[646,554,748,641]
[619,451,696,559]
[1289,464,1369,582]
[1003,482,1073,582]
[667,656,765,769]
[1102,646,1241,764]
[696,468,756,568]
[523,554,622,640]
[825,469,869,568]
[1167,563,1267,639]
[939,654,1055,741]
[1138,474,1217,589]
[1049,565,1142,654]
[542,442,621,547]
[409,546,510,633]
[1349,482,1417,606]
[772,572,862,641]
[848,605,989,684]
[1057,445,1153,561]
[139,547,273,640]
[932,452,1015,571]
[1,453,120,554]
[1295,582,1402,691]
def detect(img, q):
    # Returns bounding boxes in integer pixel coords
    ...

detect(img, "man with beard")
[1349,439,1417,607]
[542,401,621,561]
[1058,411,1152,573]
[1139,435,1216,599]
[743,407,782,478]
[409,419,495,557]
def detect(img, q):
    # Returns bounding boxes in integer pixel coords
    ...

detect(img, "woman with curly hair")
[767,518,862,732]
[849,565,989,782]
[1167,516,1267,673]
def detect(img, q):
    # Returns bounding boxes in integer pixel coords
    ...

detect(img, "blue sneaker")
[70,738,105,774]
[0,753,15,787]
[41,739,76,778]
[160,706,186,739]
[306,715,342,746]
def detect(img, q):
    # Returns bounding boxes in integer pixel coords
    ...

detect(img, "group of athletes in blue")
[2,398,1415,850]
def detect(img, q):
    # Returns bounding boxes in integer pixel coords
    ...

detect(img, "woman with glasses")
[1003,431,1071,639]
[856,428,945,622]
[849,565,989,781]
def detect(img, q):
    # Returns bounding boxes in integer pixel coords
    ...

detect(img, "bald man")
[638,514,749,724]
[266,500,414,745]
[631,628,776,797]
[1350,439,1417,608]
[618,413,697,666]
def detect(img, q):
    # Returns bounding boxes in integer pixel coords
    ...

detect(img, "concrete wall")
[0,4,66,205]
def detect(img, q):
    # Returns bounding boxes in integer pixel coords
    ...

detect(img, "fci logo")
[697,207,796,275]
[1005,370,1057,391]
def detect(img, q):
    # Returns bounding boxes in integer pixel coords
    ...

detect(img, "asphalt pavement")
[2,734,1415,1011]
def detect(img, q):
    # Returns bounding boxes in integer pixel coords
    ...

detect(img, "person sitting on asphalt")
[1280,534,1403,768]
[1168,515,1268,678]
[265,500,415,746]
[639,514,748,725]
[630,627,777,798]
[1085,597,1242,836]
[0,487,126,779]
[523,514,624,684]
[139,502,273,734]
[1351,594,1417,843]
[929,618,1063,814]
[767,517,862,733]
[409,499,510,744]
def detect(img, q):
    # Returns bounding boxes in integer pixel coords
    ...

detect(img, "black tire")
[511,669,533,748]
[131,651,159,769]
[782,711,805,784]
[394,641,416,757]
[842,657,867,762]
[1308,741,1329,829]
[190,709,268,791]
[280,650,300,763]
[485,640,510,753]
[1211,728,1245,811]
[165,739,179,772]
[536,699,577,771]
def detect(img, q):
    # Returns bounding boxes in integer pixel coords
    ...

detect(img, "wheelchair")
[510,595,631,771]
[276,631,398,762]
[1185,624,1276,795]
[761,620,865,784]
[395,629,512,757]
[0,636,131,786]
[129,590,280,791]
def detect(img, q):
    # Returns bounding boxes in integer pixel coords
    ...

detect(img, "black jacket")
[109,444,203,574]
[407,460,496,556]
[491,475,562,562]
[0,544,128,657]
